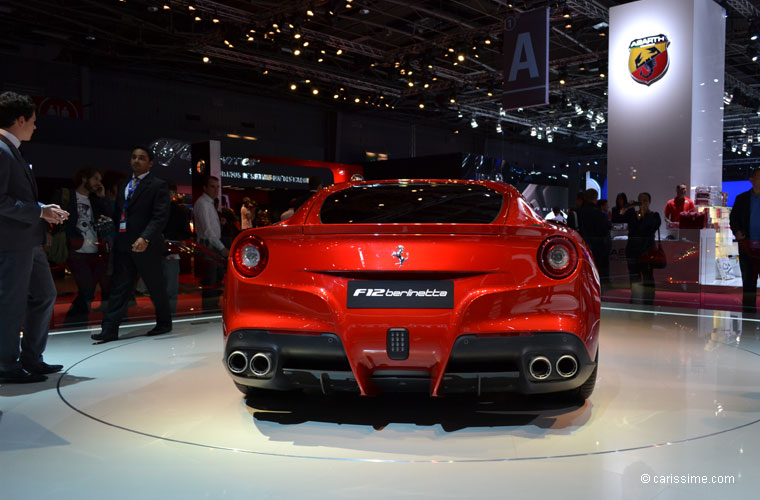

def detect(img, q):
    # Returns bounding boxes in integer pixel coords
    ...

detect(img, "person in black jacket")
[163,182,191,316]
[576,188,612,286]
[729,167,760,315]
[626,192,662,305]
[0,91,68,383]
[91,146,171,343]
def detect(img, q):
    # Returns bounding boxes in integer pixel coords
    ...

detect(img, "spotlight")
[290,83,297,90]
[312,88,319,95]
[596,140,603,148]
[750,19,759,41]
[742,123,748,134]
[202,56,211,63]
[499,106,506,117]
[496,122,502,133]
[470,117,479,128]
[530,126,537,136]
[293,47,301,56]
[724,91,734,105]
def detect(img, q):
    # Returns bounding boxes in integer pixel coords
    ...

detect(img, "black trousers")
[65,251,110,322]
[101,248,171,335]
[0,246,57,370]
[627,258,655,306]
[738,246,760,314]
[198,240,225,312]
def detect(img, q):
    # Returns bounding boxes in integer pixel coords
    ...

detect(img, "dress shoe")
[0,367,47,384]
[23,361,63,375]
[91,331,118,343]
[146,325,172,336]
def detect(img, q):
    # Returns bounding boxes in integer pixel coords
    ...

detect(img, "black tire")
[234,382,252,396]
[562,348,598,401]
[575,361,597,400]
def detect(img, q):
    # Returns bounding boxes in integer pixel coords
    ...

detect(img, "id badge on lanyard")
[119,212,127,232]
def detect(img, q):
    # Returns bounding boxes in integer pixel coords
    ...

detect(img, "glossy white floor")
[1,305,759,500]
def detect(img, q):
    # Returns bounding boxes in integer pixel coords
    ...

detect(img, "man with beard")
[54,167,112,324]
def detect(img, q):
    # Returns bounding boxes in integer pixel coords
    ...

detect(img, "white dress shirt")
[1,128,43,216]
[0,128,21,149]
[123,171,149,200]
[193,192,225,252]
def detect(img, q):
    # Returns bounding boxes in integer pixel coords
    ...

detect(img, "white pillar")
[607,0,725,211]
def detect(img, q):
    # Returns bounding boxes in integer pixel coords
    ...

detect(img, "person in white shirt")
[60,167,111,324]
[545,206,567,224]
[193,176,227,311]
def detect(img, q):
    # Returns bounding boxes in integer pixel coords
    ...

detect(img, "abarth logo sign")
[391,245,409,266]
[628,34,670,86]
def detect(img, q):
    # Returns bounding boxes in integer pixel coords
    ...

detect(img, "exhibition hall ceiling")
[1,0,758,160]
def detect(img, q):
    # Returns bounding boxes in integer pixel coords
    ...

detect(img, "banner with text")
[502,8,549,110]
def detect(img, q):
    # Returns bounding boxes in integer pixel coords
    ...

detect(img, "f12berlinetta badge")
[628,34,670,86]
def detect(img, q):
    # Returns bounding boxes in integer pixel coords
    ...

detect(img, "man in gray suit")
[0,91,68,383]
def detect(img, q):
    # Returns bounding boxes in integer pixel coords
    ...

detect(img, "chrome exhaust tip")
[227,351,249,374]
[556,355,578,378]
[250,352,273,377]
[529,356,552,380]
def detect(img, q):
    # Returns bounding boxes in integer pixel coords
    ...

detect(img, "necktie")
[127,176,140,198]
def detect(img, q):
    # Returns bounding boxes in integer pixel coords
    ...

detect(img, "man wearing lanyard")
[193,176,228,311]
[91,146,171,343]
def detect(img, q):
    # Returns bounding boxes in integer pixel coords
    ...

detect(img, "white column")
[607,0,725,212]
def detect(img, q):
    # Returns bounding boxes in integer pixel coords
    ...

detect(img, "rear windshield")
[319,183,504,224]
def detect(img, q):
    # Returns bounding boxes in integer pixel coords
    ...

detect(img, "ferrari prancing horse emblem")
[392,245,409,266]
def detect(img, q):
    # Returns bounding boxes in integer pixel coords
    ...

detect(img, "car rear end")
[223,180,600,398]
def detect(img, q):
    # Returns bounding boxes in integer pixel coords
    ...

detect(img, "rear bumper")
[224,330,596,396]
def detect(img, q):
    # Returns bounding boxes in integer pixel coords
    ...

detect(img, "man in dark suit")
[0,91,68,383]
[729,167,760,315]
[91,146,172,343]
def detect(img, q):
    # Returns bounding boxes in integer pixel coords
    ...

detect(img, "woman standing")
[625,192,662,305]
[611,192,635,223]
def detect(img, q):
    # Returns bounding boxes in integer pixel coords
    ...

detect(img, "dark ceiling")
[1,0,759,161]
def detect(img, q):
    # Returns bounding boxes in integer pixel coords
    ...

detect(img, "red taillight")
[538,236,578,279]
[232,235,268,278]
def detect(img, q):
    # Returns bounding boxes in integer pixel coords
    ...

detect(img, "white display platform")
[2,309,760,498]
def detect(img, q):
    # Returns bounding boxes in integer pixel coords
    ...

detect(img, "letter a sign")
[502,8,549,110]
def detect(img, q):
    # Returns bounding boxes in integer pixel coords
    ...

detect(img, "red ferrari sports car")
[223,179,600,399]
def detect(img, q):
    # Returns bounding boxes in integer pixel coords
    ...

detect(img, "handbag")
[639,227,667,269]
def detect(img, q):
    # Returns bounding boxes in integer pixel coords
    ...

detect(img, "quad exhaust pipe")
[227,351,274,377]
[250,352,273,377]
[227,351,248,374]
[528,356,552,380]
[556,355,578,378]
